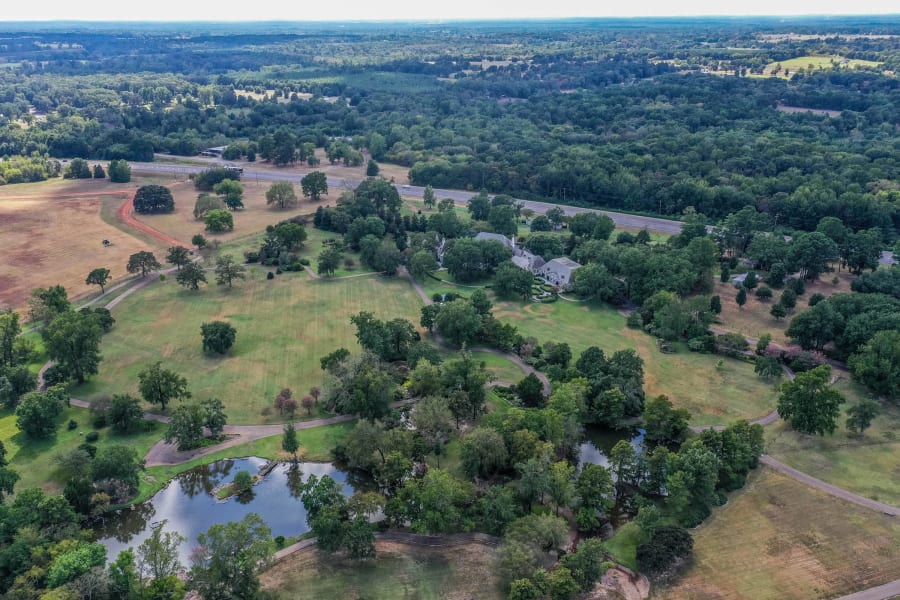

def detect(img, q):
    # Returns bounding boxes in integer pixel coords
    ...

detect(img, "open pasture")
[0,178,164,313]
[657,468,900,600]
[261,539,502,600]
[493,300,779,426]
[75,268,424,424]
[763,55,882,77]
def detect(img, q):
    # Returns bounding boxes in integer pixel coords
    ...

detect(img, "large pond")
[96,457,357,563]
[578,426,645,469]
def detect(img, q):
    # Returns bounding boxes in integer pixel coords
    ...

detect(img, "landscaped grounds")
[493,299,780,426]
[657,468,900,600]
[260,540,502,600]
[75,268,424,423]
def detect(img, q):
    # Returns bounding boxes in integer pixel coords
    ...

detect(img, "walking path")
[831,579,900,600]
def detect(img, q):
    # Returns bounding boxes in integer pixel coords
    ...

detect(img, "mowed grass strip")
[493,300,779,426]
[260,540,502,600]
[765,378,900,506]
[657,468,900,600]
[76,268,424,424]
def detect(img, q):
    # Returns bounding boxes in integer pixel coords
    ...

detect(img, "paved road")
[831,579,900,600]
[760,455,900,517]
[131,160,687,235]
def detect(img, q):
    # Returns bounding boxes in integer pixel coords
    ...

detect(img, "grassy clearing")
[602,521,641,570]
[75,268,424,424]
[763,55,882,77]
[137,421,353,503]
[765,378,900,506]
[493,300,779,426]
[657,468,900,600]
[712,269,855,346]
[260,540,502,600]
[0,407,163,496]
[0,177,165,313]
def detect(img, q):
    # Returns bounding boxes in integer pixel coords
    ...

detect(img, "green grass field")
[658,468,900,600]
[764,55,882,77]
[765,378,900,506]
[75,267,424,424]
[493,299,779,426]
[0,407,164,496]
[261,539,502,600]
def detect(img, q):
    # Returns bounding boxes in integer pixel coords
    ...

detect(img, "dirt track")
[116,192,190,248]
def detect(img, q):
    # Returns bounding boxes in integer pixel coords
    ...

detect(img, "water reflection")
[96,457,356,563]
[578,426,645,469]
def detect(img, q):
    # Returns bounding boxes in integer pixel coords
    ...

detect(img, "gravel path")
[831,579,900,600]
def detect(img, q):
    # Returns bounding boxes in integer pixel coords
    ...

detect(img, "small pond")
[96,457,357,563]
[578,426,645,470]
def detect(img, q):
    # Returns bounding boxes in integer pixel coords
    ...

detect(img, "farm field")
[74,267,425,424]
[765,378,900,506]
[657,468,900,600]
[0,177,165,313]
[260,540,502,600]
[712,269,855,346]
[0,406,164,496]
[493,299,779,426]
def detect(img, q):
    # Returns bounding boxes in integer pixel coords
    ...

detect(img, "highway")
[130,160,687,235]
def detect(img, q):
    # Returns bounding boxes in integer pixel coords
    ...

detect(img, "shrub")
[636,526,693,581]
[808,293,825,306]
[67,419,78,430]
[274,535,286,548]
[300,258,311,266]
[754,286,773,301]
[244,251,260,263]
[233,470,254,493]
[85,431,100,442]
[266,272,275,280]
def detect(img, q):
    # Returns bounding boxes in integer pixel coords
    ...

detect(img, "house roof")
[545,257,581,271]
[474,232,511,246]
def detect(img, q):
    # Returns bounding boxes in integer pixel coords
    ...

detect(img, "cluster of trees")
[245,219,308,269]
[132,185,174,214]
[421,289,520,351]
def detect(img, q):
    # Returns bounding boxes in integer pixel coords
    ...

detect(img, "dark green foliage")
[848,330,899,402]
[44,309,103,383]
[109,394,144,433]
[63,158,92,179]
[643,395,691,447]
[176,261,207,289]
[201,320,237,354]
[193,167,240,191]
[15,385,67,438]
[846,399,881,435]
[126,250,162,277]
[133,185,174,213]
[190,513,274,599]
[138,362,191,411]
[778,365,845,435]
[301,171,328,200]
[515,374,545,408]
[108,159,131,182]
[92,444,141,497]
[636,526,693,580]
[204,208,234,232]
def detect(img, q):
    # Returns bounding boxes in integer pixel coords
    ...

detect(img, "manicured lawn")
[493,299,779,426]
[657,469,900,600]
[765,378,900,506]
[0,406,164,496]
[137,421,354,503]
[261,539,502,600]
[602,521,641,570]
[75,268,425,424]
[764,55,882,77]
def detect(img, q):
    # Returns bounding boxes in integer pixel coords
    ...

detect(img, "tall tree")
[133,185,174,214]
[44,310,103,383]
[301,171,328,200]
[176,261,207,290]
[282,422,300,461]
[265,181,297,209]
[126,251,162,277]
[190,514,274,600]
[778,365,845,435]
[214,255,247,288]
[846,399,880,436]
[137,520,185,581]
[138,362,191,411]
[85,268,111,293]
[201,321,237,354]
[165,246,191,270]
[848,330,899,402]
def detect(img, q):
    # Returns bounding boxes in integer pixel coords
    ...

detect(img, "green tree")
[200,321,236,354]
[785,301,842,350]
[770,303,787,321]
[643,395,691,446]
[845,399,881,436]
[214,179,244,211]
[176,261,207,290]
[126,251,162,277]
[133,185,174,214]
[92,444,141,495]
[44,309,103,383]
[441,350,490,420]
[194,193,227,219]
[93,163,106,179]
[165,403,206,450]
[165,246,191,270]
[15,386,67,438]
[63,158,92,179]
[204,208,234,232]
[85,268,111,294]
[192,234,208,249]
[515,373,545,408]
[412,396,452,459]
[434,299,481,346]
[788,232,839,280]
[754,356,782,381]
[301,171,328,200]
[409,250,438,279]
[423,185,436,208]
[138,519,185,580]
[317,247,342,276]
[265,181,297,209]
[848,330,899,402]
[575,463,614,530]
[108,549,140,599]
[494,263,534,299]
[46,542,106,588]
[461,427,508,479]
[778,365,845,435]
[201,397,228,436]
[282,422,300,461]
[636,526,693,579]
[138,362,191,411]
[547,460,576,515]
[735,286,747,308]
[214,254,246,288]
[29,284,71,323]
[107,159,131,183]
[108,394,143,433]
[467,191,491,220]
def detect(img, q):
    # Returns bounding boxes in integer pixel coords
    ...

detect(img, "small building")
[200,146,227,157]
[537,257,582,289]
[731,273,748,287]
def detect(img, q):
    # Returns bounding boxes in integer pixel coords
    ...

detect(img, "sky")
[0,0,897,22]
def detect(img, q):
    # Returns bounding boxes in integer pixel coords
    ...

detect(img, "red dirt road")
[116,193,190,248]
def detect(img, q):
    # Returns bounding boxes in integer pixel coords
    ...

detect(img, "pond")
[578,426,645,470]
[96,457,357,563]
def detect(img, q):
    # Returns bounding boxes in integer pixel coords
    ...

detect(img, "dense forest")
[0,18,898,232]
